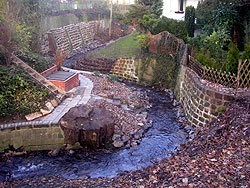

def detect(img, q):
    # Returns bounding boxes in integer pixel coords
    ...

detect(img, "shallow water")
[0,89,187,181]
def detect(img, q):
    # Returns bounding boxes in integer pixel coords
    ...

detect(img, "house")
[163,0,201,20]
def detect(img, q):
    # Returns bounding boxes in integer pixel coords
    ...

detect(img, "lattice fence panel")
[188,56,204,77]
[238,60,250,88]
[203,66,237,88]
[189,56,238,88]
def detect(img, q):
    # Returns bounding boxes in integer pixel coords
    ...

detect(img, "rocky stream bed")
[0,74,194,187]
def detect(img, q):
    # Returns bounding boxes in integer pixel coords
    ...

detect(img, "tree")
[138,14,160,33]
[136,0,163,18]
[185,6,195,37]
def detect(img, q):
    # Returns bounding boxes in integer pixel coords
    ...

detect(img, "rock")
[45,102,54,111]
[131,141,138,147]
[68,150,75,156]
[121,104,130,111]
[122,135,129,143]
[113,96,120,100]
[173,100,178,107]
[113,140,124,148]
[138,122,144,127]
[59,105,115,149]
[51,99,58,107]
[112,134,121,141]
[49,148,60,157]
[142,112,148,118]
[40,108,51,116]
[25,112,43,121]
[112,99,121,106]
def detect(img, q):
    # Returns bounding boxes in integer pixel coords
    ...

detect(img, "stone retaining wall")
[179,67,235,127]
[111,58,139,82]
[0,123,64,152]
[42,20,104,54]
[73,57,139,82]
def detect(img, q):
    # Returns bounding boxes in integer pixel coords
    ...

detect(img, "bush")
[17,51,52,73]
[242,43,250,61]
[106,74,119,82]
[0,65,51,118]
[137,34,150,49]
[226,42,240,73]
[152,17,188,41]
[185,6,195,37]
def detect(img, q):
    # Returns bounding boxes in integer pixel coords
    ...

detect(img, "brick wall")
[50,73,79,92]
[0,124,64,152]
[111,58,139,82]
[180,68,235,127]
[40,65,57,77]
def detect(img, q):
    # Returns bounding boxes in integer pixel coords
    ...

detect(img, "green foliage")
[136,0,163,18]
[137,34,150,49]
[242,44,250,61]
[194,48,218,69]
[189,28,230,69]
[125,4,150,24]
[140,53,180,89]
[152,17,188,41]
[106,74,119,82]
[185,6,195,37]
[88,33,140,58]
[17,51,52,73]
[81,13,88,22]
[93,71,101,77]
[214,4,241,37]
[196,0,220,26]
[0,65,51,118]
[226,42,240,73]
[138,14,160,33]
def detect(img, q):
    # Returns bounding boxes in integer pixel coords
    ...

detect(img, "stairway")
[11,55,66,97]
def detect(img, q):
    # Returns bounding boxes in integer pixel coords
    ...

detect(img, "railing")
[188,56,250,90]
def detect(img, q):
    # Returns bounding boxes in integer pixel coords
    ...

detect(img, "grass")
[88,32,140,58]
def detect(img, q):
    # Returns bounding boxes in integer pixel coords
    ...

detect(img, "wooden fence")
[188,56,250,89]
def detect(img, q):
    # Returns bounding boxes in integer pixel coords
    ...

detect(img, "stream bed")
[0,89,187,181]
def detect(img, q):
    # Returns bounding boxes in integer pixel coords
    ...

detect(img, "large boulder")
[59,105,115,149]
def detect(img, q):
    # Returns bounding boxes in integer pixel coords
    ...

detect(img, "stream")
[0,88,187,181]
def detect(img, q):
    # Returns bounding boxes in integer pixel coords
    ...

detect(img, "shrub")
[17,51,52,73]
[152,17,188,41]
[226,42,240,73]
[137,34,150,49]
[185,6,195,37]
[242,43,250,61]
[106,74,119,82]
[93,71,101,77]
[0,65,51,118]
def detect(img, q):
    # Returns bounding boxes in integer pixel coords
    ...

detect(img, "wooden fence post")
[237,59,242,90]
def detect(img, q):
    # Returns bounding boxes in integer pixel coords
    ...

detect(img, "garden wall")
[71,57,139,82]
[179,67,235,127]
[42,20,105,54]
[111,58,139,82]
[0,123,64,152]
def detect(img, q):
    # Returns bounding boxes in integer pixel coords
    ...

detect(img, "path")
[0,69,93,129]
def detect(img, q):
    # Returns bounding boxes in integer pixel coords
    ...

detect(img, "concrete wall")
[0,123,64,152]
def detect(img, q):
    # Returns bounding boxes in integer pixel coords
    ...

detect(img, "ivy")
[0,65,52,118]
[139,52,181,89]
